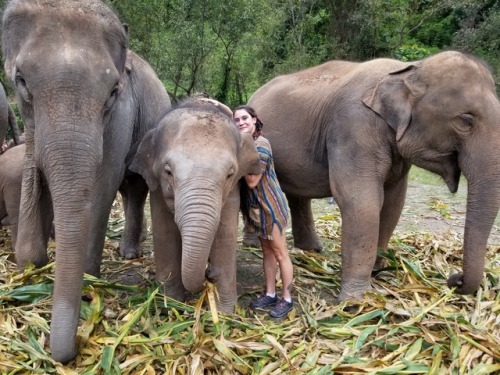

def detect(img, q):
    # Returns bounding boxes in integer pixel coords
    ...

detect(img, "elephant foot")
[163,285,188,304]
[16,250,49,270]
[242,231,261,248]
[372,256,389,272]
[216,299,237,314]
[336,281,371,304]
[293,238,323,253]
[447,273,479,295]
[119,243,143,260]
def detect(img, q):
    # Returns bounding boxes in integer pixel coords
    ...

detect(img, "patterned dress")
[244,136,289,240]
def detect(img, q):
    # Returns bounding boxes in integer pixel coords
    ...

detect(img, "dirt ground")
[103,172,499,309]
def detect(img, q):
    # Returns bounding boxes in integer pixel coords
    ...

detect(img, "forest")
[104,0,500,107]
[0,0,498,106]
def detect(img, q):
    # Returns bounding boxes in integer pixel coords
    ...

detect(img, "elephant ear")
[363,64,424,142]
[237,133,261,179]
[129,129,160,191]
[2,9,26,84]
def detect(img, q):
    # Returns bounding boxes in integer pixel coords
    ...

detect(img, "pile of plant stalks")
[0,206,498,374]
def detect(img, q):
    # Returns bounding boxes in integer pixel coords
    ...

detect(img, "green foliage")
[0,0,498,104]
[394,44,437,62]
[107,0,500,102]
[451,1,500,87]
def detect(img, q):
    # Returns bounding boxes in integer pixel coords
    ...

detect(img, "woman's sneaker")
[250,294,278,308]
[269,298,293,318]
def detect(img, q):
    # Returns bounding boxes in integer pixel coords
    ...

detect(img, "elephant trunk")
[175,180,222,293]
[41,120,102,363]
[449,145,500,294]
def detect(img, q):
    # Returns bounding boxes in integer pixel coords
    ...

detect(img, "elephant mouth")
[443,162,461,193]
[419,152,460,193]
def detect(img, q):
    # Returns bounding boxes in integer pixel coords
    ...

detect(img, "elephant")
[130,99,261,313]
[248,51,500,303]
[2,0,171,363]
[0,81,21,150]
[0,143,24,249]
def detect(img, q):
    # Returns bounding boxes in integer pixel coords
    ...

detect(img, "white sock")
[284,297,292,303]
[266,293,276,298]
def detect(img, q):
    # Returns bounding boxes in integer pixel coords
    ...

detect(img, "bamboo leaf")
[345,309,385,327]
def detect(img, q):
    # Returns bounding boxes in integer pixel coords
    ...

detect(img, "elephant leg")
[288,195,323,252]
[375,176,408,270]
[118,174,149,259]
[206,193,240,313]
[150,189,186,302]
[84,184,121,277]
[337,184,383,302]
[0,194,6,223]
[5,191,22,250]
[242,219,260,248]
[15,165,53,268]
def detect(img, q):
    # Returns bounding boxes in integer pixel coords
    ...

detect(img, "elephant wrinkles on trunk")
[248,51,500,303]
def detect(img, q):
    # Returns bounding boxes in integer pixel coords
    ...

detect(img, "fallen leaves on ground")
[0,205,498,374]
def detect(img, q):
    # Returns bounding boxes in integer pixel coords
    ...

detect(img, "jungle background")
[0,0,499,108]
[0,0,499,374]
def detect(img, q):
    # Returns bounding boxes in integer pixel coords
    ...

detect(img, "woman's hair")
[233,104,264,139]
[239,179,252,224]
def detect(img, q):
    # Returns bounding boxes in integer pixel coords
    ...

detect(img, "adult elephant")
[2,0,170,363]
[131,99,260,313]
[248,51,500,303]
[0,81,21,149]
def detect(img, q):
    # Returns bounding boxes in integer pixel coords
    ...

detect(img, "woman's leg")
[260,239,278,295]
[260,224,293,300]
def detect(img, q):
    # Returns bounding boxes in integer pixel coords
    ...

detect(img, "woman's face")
[233,109,256,135]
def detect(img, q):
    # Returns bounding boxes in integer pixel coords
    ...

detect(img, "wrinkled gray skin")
[249,51,500,302]
[0,81,21,148]
[131,100,261,313]
[0,143,24,248]
[2,0,170,363]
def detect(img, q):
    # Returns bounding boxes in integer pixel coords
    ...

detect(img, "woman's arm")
[245,173,262,189]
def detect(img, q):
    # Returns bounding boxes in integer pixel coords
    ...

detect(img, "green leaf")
[345,309,385,327]
[354,325,377,352]
[1,282,53,303]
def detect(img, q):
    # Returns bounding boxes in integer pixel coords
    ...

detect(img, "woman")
[233,105,294,318]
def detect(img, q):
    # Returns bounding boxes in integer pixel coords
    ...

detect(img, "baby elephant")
[131,99,260,313]
[0,144,25,249]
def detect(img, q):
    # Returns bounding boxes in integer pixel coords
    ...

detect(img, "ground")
[1,167,498,372]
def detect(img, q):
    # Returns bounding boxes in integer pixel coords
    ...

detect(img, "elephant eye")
[460,113,475,128]
[15,72,26,87]
[104,83,120,110]
[15,71,32,103]
[164,165,172,176]
[227,167,235,179]
[110,86,119,98]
